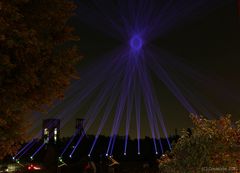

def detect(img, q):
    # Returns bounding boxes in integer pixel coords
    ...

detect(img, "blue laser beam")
[21,0,236,159]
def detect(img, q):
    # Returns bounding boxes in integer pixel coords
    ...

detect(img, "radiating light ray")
[147,46,223,118]
[69,132,85,158]
[32,46,125,131]
[141,75,166,153]
[107,65,134,155]
[146,50,196,114]
[69,62,125,157]
[83,52,128,128]
[88,79,120,155]
[68,50,130,156]
[60,128,81,157]
[124,83,134,155]
[21,0,237,160]
[14,139,35,159]
[136,58,158,153]
[134,78,141,155]
[14,140,37,160]
[155,105,172,151]
[16,128,48,159]
[49,48,128,133]
[30,143,45,159]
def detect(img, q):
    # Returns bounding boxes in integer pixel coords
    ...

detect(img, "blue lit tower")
[42,119,60,144]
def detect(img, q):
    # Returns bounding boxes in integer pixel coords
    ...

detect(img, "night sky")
[32,0,240,139]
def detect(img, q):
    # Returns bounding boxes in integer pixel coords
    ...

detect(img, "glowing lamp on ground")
[130,35,143,51]
[124,152,126,156]
[137,152,141,155]
[28,164,42,170]
[58,157,63,162]
[33,166,41,170]
[28,166,32,170]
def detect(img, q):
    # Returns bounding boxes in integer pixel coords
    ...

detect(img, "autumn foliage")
[158,115,240,173]
[0,0,80,159]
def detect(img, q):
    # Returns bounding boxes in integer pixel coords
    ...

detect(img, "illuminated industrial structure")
[42,119,60,144]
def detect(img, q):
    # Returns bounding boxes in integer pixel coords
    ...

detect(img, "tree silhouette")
[158,114,240,173]
[0,0,80,159]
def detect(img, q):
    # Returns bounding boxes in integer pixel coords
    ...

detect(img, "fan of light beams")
[13,0,234,160]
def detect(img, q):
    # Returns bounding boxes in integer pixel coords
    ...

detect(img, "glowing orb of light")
[130,35,143,51]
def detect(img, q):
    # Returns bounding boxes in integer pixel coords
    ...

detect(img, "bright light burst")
[15,0,234,160]
[53,0,230,157]
[130,35,143,51]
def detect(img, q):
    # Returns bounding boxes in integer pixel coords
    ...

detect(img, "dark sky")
[75,1,240,89]
[153,2,240,134]
[35,1,240,138]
